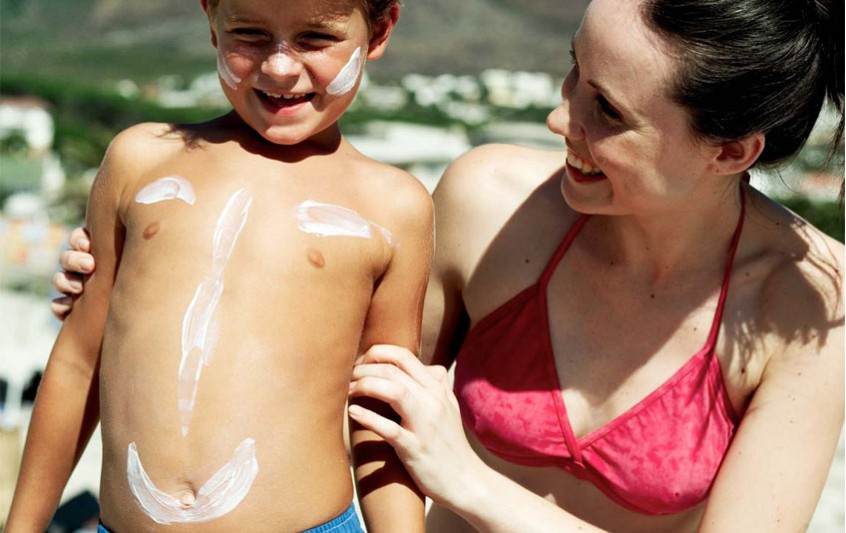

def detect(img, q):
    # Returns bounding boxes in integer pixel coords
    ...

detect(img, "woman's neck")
[587,181,744,284]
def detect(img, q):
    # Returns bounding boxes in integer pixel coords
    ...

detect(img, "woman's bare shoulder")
[745,189,844,358]
[431,144,575,290]
[437,144,566,196]
[434,144,568,226]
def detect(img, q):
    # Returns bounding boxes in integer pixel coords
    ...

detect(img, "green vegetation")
[1,73,226,175]
[778,197,844,243]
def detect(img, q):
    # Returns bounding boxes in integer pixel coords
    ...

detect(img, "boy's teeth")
[262,91,303,100]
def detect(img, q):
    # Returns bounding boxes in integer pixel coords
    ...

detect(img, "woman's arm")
[348,346,606,533]
[700,239,845,532]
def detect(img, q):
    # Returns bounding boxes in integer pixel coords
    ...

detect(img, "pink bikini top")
[454,201,745,516]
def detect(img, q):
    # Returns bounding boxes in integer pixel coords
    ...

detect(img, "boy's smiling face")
[206,0,392,147]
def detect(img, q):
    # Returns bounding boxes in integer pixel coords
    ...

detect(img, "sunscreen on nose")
[265,45,297,75]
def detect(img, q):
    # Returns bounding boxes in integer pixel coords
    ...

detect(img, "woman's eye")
[597,96,621,121]
[568,49,579,72]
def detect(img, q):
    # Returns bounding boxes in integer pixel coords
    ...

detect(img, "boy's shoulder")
[104,122,187,177]
[346,148,434,222]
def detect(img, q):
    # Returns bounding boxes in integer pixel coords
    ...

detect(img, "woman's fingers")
[69,227,91,252]
[59,250,95,275]
[52,271,83,295]
[50,296,73,320]
[348,404,410,447]
[349,373,420,421]
[358,344,442,389]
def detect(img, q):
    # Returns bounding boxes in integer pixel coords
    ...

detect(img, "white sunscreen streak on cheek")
[127,438,259,524]
[135,176,196,206]
[178,189,252,437]
[217,49,242,90]
[326,47,363,96]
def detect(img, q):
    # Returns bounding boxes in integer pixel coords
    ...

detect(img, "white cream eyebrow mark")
[135,177,196,205]
[326,47,363,96]
[295,200,394,246]
[178,189,252,437]
[126,438,259,524]
[217,49,242,90]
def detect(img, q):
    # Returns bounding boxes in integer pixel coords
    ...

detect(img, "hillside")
[0,0,588,84]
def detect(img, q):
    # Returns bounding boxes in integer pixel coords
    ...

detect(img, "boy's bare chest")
[119,165,393,292]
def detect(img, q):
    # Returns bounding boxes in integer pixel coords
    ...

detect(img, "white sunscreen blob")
[178,189,252,437]
[135,176,196,206]
[217,49,242,90]
[326,47,364,96]
[126,438,259,525]
[265,45,297,75]
[295,200,395,246]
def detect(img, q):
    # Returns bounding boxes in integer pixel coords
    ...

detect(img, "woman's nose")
[547,73,585,141]
[262,47,303,79]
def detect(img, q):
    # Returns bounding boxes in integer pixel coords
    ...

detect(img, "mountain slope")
[0,0,588,83]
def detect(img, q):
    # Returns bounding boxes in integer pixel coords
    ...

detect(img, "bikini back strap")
[704,187,747,347]
[539,214,590,288]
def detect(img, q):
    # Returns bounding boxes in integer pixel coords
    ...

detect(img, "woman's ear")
[367,4,401,61]
[711,132,766,176]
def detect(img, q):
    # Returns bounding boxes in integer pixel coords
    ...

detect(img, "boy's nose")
[262,49,303,78]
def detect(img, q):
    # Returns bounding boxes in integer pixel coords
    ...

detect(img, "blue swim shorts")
[97,502,363,532]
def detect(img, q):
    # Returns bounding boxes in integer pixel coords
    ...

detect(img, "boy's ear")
[366,4,401,61]
[711,132,765,176]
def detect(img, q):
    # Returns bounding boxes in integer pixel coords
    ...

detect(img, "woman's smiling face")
[546,0,723,216]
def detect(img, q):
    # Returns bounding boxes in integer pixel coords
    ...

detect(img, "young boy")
[6,0,432,531]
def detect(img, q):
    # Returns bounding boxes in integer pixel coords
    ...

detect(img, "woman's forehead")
[577,0,677,112]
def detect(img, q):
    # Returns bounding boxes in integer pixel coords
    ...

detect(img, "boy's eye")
[230,28,268,40]
[300,32,338,43]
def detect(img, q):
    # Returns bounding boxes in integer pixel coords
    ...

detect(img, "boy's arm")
[6,132,130,531]
[351,177,434,533]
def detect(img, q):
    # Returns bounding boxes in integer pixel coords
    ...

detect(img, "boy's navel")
[178,490,197,508]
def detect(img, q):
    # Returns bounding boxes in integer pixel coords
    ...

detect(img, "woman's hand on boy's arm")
[51,226,94,320]
[350,177,434,533]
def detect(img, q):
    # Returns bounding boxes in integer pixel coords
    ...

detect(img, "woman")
[54,0,844,530]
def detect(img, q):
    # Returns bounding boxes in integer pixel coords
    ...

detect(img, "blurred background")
[0,0,842,530]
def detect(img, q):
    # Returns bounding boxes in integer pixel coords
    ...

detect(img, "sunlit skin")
[47,0,844,531]
[345,0,843,532]
[6,0,434,531]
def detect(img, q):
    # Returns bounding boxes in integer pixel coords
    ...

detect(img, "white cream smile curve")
[126,438,259,525]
